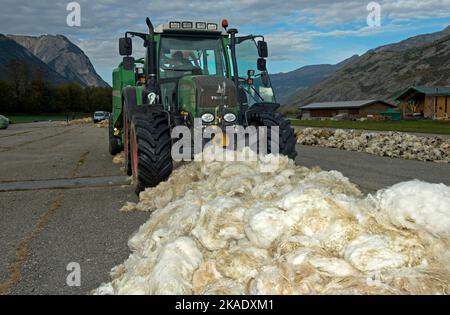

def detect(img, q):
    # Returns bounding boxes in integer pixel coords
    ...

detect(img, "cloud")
[0,0,449,75]
[3,1,448,35]
[265,32,314,62]
[298,0,450,27]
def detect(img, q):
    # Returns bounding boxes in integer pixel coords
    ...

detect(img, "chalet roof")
[395,86,450,101]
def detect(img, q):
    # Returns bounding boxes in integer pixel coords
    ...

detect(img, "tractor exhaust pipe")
[228,28,240,106]
[146,17,154,35]
[145,17,158,98]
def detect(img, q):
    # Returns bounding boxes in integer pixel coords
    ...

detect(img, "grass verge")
[7,114,91,124]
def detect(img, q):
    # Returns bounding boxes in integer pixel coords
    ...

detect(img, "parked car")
[332,113,349,121]
[93,111,108,123]
[0,115,10,129]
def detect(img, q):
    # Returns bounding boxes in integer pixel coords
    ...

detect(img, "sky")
[1,0,449,85]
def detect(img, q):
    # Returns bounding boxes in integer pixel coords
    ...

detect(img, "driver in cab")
[171,51,194,69]
[168,50,202,75]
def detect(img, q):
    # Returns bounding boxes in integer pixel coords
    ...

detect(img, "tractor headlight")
[223,113,237,123]
[169,21,181,29]
[182,21,193,29]
[196,22,206,30]
[207,23,218,31]
[201,113,215,124]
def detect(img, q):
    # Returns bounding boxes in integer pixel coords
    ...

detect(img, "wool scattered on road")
[112,152,125,165]
[59,117,93,126]
[96,120,109,128]
[96,147,450,295]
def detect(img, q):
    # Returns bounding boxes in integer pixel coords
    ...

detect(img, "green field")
[7,114,91,124]
[289,119,450,135]
[6,114,450,135]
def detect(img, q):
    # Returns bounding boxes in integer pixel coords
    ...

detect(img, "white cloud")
[299,0,450,27]
[1,0,449,75]
[265,32,314,62]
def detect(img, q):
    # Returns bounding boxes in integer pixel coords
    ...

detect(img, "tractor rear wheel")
[249,112,297,160]
[108,116,121,156]
[123,110,132,176]
[129,110,173,194]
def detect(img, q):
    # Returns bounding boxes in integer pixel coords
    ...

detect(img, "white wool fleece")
[96,146,450,295]
[375,180,450,235]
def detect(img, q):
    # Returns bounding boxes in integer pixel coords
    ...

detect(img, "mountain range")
[275,25,450,111]
[2,26,450,109]
[271,55,359,104]
[0,34,108,87]
[0,35,67,85]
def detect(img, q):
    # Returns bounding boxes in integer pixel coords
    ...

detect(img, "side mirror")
[119,37,132,56]
[257,41,268,58]
[257,58,267,71]
[122,56,135,71]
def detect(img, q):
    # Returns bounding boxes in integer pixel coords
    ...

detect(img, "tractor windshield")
[235,39,276,105]
[159,37,227,79]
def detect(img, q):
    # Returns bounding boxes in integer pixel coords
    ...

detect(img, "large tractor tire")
[108,116,121,156]
[129,110,173,194]
[248,112,297,160]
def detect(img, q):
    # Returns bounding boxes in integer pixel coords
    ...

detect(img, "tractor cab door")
[234,37,276,106]
[159,36,228,110]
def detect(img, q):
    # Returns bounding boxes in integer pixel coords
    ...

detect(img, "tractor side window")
[197,50,221,76]
[207,51,217,75]
[235,39,276,105]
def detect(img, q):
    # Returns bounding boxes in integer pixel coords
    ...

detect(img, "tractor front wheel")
[249,112,297,160]
[129,111,173,194]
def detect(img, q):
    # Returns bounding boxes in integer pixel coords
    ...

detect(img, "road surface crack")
[69,151,90,178]
[0,192,63,295]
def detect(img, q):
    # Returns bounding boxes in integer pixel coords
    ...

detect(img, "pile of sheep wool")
[59,117,93,126]
[96,146,450,295]
[96,120,109,128]
[297,128,450,163]
[112,152,125,165]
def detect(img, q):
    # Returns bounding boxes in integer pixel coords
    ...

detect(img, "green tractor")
[110,18,297,193]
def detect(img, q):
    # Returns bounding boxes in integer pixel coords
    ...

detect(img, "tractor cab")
[157,32,230,116]
[155,22,276,108]
[111,18,296,194]
[115,19,276,126]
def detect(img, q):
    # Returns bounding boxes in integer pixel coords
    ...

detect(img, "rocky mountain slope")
[271,55,359,104]
[375,25,450,52]
[8,35,109,87]
[285,25,450,110]
[0,35,68,85]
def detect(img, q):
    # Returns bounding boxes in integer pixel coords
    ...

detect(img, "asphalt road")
[0,122,449,295]
[0,122,147,295]
[295,145,450,194]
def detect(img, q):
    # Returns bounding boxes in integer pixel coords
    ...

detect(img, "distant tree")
[90,87,112,112]
[8,60,33,111]
[0,60,112,114]
[30,79,53,113]
[0,81,15,113]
